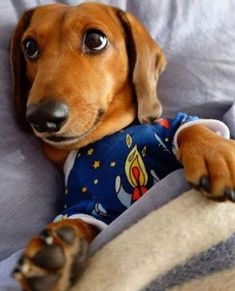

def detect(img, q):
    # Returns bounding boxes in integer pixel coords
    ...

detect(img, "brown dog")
[11,2,235,291]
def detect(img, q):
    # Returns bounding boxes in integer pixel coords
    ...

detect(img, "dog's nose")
[26,101,69,133]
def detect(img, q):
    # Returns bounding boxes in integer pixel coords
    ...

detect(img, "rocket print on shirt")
[56,112,198,225]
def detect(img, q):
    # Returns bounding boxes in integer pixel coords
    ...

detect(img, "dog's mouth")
[46,135,81,142]
[42,108,106,146]
[44,133,87,146]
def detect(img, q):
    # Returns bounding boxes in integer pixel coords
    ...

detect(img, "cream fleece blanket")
[72,189,235,291]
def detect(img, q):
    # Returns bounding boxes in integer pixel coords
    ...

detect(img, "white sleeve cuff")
[68,214,108,231]
[173,119,230,151]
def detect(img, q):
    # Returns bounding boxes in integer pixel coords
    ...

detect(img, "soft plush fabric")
[72,189,235,291]
[0,0,235,290]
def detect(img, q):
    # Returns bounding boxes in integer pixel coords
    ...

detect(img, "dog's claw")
[199,176,211,193]
[225,188,235,202]
[189,182,200,191]
[208,196,226,202]
[14,256,30,275]
[40,229,54,245]
[12,267,23,280]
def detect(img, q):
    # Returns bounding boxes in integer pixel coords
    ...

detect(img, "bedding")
[0,0,235,290]
[73,187,235,291]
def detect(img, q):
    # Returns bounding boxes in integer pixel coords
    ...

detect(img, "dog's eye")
[84,30,108,51]
[23,38,40,60]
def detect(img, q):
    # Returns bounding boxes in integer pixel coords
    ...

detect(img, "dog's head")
[11,2,166,149]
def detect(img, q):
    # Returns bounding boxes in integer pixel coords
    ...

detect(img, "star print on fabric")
[93,160,101,169]
[81,186,88,193]
[87,148,94,156]
[64,188,68,195]
[64,204,67,209]
[94,179,99,185]
[110,161,116,167]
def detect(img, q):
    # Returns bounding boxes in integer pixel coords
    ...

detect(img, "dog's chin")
[41,126,96,148]
[43,135,84,147]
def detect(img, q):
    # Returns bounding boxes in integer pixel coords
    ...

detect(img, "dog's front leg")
[13,219,97,291]
[177,124,235,201]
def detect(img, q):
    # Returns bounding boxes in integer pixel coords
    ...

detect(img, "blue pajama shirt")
[55,112,200,226]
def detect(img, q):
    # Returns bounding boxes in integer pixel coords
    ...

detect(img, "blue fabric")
[60,112,197,224]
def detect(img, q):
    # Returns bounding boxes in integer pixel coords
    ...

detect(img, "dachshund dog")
[11,3,235,291]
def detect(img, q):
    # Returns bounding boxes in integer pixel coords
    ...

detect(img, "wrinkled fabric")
[0,0,235,289]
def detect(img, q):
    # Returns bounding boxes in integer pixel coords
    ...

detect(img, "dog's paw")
[177,124,235,202]
[13,220,90,291]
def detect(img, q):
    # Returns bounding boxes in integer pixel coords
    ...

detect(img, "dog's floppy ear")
[116,10,167,123]
[10,8,35,131]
